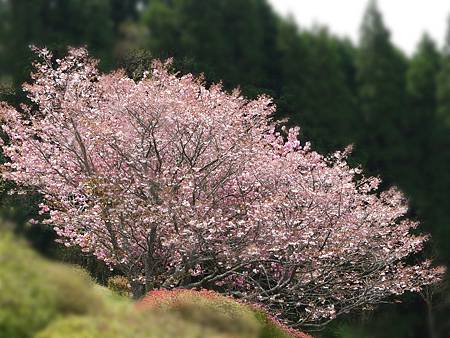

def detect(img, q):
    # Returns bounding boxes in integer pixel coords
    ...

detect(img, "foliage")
[355,0,409,183]
[332,323,373,338]
[107,275,131,297]
[0,47,444,330]
[0,0,116,90]
[0,0,449,336]
[437,16,450,127]
[139,0,280,98]
[276,21,357,152]
[0,228,103,338]
[35,301,307,338]
[35,314,233,338]
[138,289,309,338]
[52,244,114,284]
[0,228,305,338]
[138,289,262,337]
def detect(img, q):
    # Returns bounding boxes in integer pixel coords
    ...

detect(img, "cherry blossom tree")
[0,47,444,328]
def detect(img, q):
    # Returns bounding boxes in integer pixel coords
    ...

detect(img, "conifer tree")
[277,22,357,153]
[140,0,280,97]
[437,16,450,126]
[433,17,450,262]
[0,0,115,89]
[356,0,408,182]
[406,33,450,262]
[406,34,441,198]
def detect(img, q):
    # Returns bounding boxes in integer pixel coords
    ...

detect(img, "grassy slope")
[0,228,310,337]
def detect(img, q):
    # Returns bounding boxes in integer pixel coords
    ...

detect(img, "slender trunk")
[145,225,158,292]
[128,226,159,298]
[130,280,145,299]
[425,299,438,338]
[144,255,156,292]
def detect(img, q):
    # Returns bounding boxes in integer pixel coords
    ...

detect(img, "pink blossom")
[0,47,444,328]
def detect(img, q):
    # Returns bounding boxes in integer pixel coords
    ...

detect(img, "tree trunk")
[130,280,145,299]
[145,254,158,292]
[425,299,438,338]
[145,225,158,292]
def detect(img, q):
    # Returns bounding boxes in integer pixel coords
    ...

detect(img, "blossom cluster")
[0,48,444,327]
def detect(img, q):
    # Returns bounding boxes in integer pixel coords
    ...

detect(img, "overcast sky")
[267,0,449,55]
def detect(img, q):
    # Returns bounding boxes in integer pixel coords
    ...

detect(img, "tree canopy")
[0,47,443,329]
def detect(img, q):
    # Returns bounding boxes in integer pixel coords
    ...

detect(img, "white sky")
[267,0,449,55]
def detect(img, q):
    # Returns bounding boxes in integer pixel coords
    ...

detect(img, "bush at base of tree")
[138,289,312,338]
[36,290,311,338]
[37,288,310,338]
[107,275,131,297]
[0,226,310,338]
[0,227,104,338]
[35,314,233,338]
